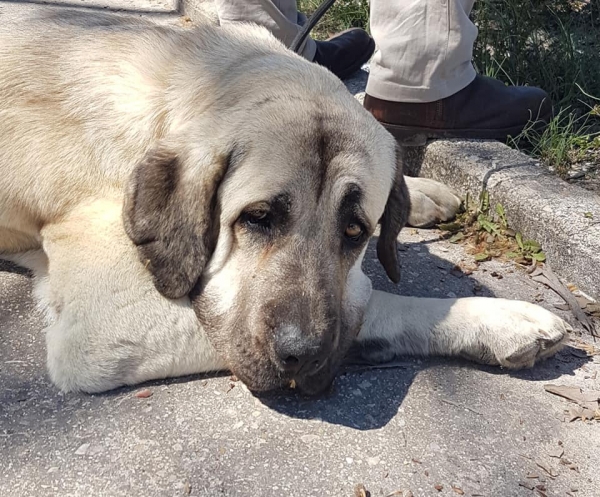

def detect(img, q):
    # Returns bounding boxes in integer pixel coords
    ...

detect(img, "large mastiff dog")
[0,10,569,395]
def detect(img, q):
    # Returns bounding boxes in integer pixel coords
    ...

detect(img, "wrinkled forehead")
[219,107,396,221]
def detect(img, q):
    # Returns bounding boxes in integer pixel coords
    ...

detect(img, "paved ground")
[1,2,600,496]
[3,226,599,497]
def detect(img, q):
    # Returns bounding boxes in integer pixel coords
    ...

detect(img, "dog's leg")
[39,199,227,393]
[404,176,462,228]
[352,291,570,368]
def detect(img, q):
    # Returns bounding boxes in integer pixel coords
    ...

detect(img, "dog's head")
[123,70,409,396]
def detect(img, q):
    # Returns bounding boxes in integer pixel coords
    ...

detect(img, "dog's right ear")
[123,144,228,299]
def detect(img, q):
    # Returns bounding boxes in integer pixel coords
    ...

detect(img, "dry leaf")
[535,460,558,478]
[548,447,564,459]
[354,483,369,497]
[560,459,580,472]
[519,481,536,490]
[544,384,600,412]
[567,406,598,422]
[580,343,599,355]
[531,266,596,335]
[570,348,590,358]
[434,484,443,491]
[452,485,465,495]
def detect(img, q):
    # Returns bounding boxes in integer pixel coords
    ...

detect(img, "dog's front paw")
[467,300,571,369]
[404,176,462,228]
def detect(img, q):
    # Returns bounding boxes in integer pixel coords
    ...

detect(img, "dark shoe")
[364,75,553,145]
[313,28,375,80]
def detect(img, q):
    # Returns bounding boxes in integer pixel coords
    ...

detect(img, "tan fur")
[1,10,570,394]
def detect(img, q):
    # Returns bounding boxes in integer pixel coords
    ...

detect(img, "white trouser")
[214,0,478,103]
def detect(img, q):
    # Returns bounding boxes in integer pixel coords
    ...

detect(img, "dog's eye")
[344,222,363,242]
[240,207,271,230]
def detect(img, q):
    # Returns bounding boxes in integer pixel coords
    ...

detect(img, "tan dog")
[0,10,569,395]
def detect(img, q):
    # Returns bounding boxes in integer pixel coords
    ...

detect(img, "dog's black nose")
[273,325,330,376]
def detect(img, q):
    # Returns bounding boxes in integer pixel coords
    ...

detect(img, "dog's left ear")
[377,145,411,283]
[123,143,228,299]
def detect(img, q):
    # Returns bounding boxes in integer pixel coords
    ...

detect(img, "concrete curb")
[403,140,600,301]
[180,1,600,301]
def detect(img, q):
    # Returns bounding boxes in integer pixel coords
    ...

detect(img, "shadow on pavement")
[2,234,590,444]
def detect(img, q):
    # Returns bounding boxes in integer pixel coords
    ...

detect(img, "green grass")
[472,0,600,177]
[510,106,600,177]
[298,0,600,179]
[297,0,369,38]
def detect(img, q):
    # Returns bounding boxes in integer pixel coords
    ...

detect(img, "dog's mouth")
[230,357,338,397]
[292,368,337,397]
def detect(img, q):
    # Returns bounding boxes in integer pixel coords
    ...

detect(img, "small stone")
[346,457,353,464]
[366,457,379,466]
[74,443,90,456]
[88,444,104,456]
[300,435,319,443]
[548,447,564,459]
[568,171,585,180]
[47,467,59,474]
[173,443,183,452]
[134,388,153,399]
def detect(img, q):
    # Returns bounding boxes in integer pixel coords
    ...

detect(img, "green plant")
[297,0,369,39]
[506,233,547,263]
[471,0,600,175]
[510,107,600,177]
[439,191,548,267]
[472,0,600,111]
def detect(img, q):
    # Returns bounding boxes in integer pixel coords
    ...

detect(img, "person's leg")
[214,0,375,80]
[364,0,552,143]
[367,0,477,103]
